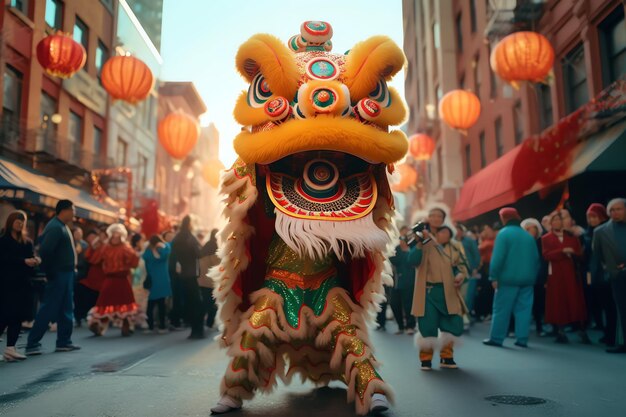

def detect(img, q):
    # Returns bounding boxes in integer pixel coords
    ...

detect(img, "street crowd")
[1,197,626,370]
[0,199,220,362]
[378,197,626,370]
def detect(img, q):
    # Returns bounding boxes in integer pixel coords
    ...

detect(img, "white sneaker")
[210,395,242,414]
[370,393,389,414]
[3,347,26,361]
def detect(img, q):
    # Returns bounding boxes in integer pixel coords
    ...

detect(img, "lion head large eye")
[248,73,273,108]
[368,79,391,108]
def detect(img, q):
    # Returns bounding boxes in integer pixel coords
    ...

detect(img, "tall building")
[402,0,626,224]
[402,0,465,218]
[107,0,162,216]
[0,0,120,235]
[124,0,163,51]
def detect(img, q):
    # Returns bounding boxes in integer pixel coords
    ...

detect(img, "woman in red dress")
[542,212,590,344]
[88,224,140,337]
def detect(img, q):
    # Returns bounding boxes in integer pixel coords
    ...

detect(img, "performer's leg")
[214,294,281,413]
[322,293,392,415]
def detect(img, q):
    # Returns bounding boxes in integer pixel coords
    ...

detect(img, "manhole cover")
[486,395,547,406]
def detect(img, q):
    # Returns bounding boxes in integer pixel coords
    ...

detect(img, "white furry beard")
[274,210,391,261]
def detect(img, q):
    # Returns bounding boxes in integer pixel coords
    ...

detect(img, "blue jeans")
[27,270,75,348]
[465,277,479,313]
[489,284,534,345]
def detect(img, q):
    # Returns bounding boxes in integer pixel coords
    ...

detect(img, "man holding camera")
[410,208,469,371]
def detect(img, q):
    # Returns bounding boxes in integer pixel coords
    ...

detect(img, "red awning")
[452,145,523,221]
[453,119,626,221]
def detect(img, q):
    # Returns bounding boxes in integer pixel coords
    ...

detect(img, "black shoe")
[514,341,528,348]
[55,344,81,352]
[482,339,502,347]
[420,360,432,371]
[606,346,626,354]
[188,332,206,340]
[440,358,458,369]
[555,334,569,344]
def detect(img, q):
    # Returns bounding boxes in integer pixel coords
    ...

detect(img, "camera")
[405,221,432,247]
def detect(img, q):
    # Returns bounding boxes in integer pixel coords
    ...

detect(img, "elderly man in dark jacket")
[171,215,204,339]
[389,226,417,335]
[593,198,626,353]
[26,200,80,355]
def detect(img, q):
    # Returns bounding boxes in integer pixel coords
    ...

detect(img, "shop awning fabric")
[0,156,119,224]
[453,119,626,221]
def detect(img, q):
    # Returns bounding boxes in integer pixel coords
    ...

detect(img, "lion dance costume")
[210,21,408,415]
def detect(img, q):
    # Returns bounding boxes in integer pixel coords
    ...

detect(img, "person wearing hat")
[542,211,590,344]
[521,218,549,336]
[583,203,616,346]
[483,208,539,348]
[86,223,140,337]
[411,224,469,370]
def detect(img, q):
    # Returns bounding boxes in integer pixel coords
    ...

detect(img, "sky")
[160,0,405,166]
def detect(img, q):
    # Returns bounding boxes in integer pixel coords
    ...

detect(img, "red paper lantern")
[202,160,225,188]
[158,112,200,160]
[409,133,435,161]
[490,31,554,88]
[391,164,418,193]
[101,55,154,104]
[438,90,481,132]
[36,32,86,79]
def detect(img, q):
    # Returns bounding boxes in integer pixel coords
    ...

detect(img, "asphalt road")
[1,319,625,417]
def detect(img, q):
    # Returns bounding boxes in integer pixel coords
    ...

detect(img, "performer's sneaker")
[439,358,458,369]
[420,360,432,371]
[369,393,389,414]
[210,395,242,414]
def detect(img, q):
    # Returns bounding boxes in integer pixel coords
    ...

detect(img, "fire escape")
[485,0,547,41]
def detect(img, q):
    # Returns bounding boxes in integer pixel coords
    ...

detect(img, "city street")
[1,321,625,417]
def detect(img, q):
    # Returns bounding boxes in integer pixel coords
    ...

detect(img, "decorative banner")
[157,111,200,160]
[101,55,154,104]
[202,159,225,188]
[390,163,418,193]
[409,133,435,161]
[438,89,481,133]
[490,31,554,89]
[36,32,86,78]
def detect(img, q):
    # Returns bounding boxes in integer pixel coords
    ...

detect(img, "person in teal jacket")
[142,235,173,333]
[483,208,540,348]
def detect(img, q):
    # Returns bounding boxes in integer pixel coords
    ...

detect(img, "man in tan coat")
[410,225,468,370]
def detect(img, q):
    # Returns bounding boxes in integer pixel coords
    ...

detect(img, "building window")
[73,16,89,53]
[68,111,83,144]
[479,131,486,168]
[95,41,109,80]
[488,42,498,98]
[437,147,443,187]
[599,6,626,87]
[10,0,29,16]
[459,73,465,89]
[495,117,503,157]
[514,100,524,145]
[2,66,23,130]
[433,22,440,50]
[45,0,63,30]
[138,154,148,189]
[93,126,103,154]
[465,144,472,178]
[456,13,463,54]
[40,92,58,143]
[535,83,553,131]
[474,54,481,96]
[562,43,589,114]
[117,138,128,166]
[470,0,477,33]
